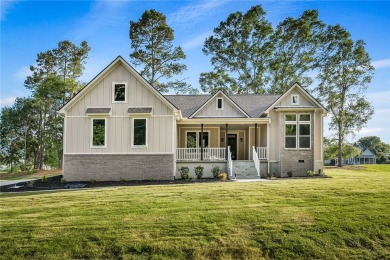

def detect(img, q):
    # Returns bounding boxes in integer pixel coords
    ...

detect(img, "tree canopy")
[315,25,374,167]
[129,9,194,94]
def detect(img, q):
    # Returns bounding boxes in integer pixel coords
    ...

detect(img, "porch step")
[232,161,259,179]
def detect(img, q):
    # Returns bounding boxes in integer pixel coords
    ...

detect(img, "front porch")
[175,147,268,161]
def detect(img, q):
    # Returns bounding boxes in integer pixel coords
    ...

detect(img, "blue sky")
[1,0,390,143]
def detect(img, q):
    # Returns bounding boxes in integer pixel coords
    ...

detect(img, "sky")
[1,0,390,143]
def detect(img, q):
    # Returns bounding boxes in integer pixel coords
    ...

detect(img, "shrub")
[211,165,221,178]
[90,179,96,184]
[119,178,126,183]
[218,172,228,181]
[26,180,35,187]
[179,167,190,180]
[194,165,204,179]
[307,170,314,177]
[60,178,67,184]
[27,168,37,175]
[287,171,293,177]
[41,176,47,183]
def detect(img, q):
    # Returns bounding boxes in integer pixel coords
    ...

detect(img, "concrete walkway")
[0,179,35,187]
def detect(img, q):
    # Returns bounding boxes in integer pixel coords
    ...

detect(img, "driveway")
[0,179,35,187]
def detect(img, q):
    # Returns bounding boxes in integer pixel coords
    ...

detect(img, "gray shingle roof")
[127,107,153,114]
[164,94,281,118]
[86,107,111,114]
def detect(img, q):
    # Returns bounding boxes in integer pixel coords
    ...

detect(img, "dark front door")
[228,134,237,160]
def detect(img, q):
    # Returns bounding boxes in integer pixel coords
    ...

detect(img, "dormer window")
[112,82,127,103]
[291,94,299,105]
[216,98,223,110]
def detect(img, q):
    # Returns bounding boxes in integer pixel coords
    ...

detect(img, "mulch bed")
[0,175,224,193]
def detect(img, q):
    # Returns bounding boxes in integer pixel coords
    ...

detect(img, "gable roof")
[188,90,250,118]
[165,93,281,118]
[58,56,178,114]
[264,83,328,114]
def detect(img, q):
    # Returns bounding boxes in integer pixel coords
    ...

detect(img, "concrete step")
[232,161,259,179]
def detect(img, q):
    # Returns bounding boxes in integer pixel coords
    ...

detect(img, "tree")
[268,10,325,94]
[356,136,390,163]
[26,40,90,105]
[24,40,90,169]
[0,98,39,172]
[201,5,274,94]
[316,25,374,167]
[129,9,191,93]
[324,137,361,165]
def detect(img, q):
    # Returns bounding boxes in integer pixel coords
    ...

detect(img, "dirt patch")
[0,175,225,193]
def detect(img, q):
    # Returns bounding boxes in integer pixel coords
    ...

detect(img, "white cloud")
[72,0,131,41]
[372,58,390,69]
[0,0,19,21]
[168,0,230,26]
[182,31,212,51]
[0,97,16,107]
[367,91,390,108]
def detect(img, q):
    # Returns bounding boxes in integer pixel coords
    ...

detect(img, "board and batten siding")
[64,63,174,154]
[276,89,315,107]
[194,95,245,118]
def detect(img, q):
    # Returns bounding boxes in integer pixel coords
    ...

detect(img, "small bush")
[211,165,221,178]
[218,172,228,181]
[41,176,47,183]
[194,165,204,179]
[119,178,126,183]
[90,179,96,184]
[179,167,190,180]
[307,170,314,177]
[287,171,293,177]
[60,178,67,184]
[26,180,35,187]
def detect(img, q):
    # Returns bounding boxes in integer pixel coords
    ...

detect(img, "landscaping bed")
[0,175,225,192]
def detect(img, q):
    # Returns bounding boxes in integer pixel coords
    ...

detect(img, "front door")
[228,134,237,160]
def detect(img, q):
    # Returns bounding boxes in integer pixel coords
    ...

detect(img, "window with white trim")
[285,114,311,149]
[132,118,147,147]
[186,131,209,148]
[112,82,127,103]
[91,118,106,147]
[291,94,299,105]
[216,98,223,110]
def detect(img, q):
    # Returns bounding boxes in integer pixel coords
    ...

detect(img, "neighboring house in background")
[58,56,327,181]
[335,146,377,165]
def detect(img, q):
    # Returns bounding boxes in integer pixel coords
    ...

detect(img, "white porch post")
[200,124,204,161]
[225,124,228,160]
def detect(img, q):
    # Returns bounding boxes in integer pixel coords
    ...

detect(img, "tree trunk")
[338,131,343,167]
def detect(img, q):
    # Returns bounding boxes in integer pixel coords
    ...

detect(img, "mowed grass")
[1,165,389,259]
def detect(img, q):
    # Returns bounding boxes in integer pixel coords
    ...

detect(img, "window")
[187,132,197,148]
[291,94,299,105]
[216,98,223,110]
[91,118,106,147]
[285,114,311,149]
[132,118,147,147]
[112,82,127,103]
[186,131,209,148]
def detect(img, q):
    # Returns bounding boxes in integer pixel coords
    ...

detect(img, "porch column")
[225,124,228,160]
[201,124,204,161]
[254,123,258,148]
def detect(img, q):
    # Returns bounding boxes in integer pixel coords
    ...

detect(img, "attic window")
[112,82,127,103]
[216,98,223,110]
[291,94,299,105]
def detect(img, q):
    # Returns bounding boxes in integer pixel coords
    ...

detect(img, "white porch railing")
[256,147,268,159]
[176,148,226,161]
[253,146,260,177]
[228,146,233,177]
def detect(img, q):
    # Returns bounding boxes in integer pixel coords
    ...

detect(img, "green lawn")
[1,165,389,259]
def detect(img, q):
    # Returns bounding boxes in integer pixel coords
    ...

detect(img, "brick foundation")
[63,154,174,181]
